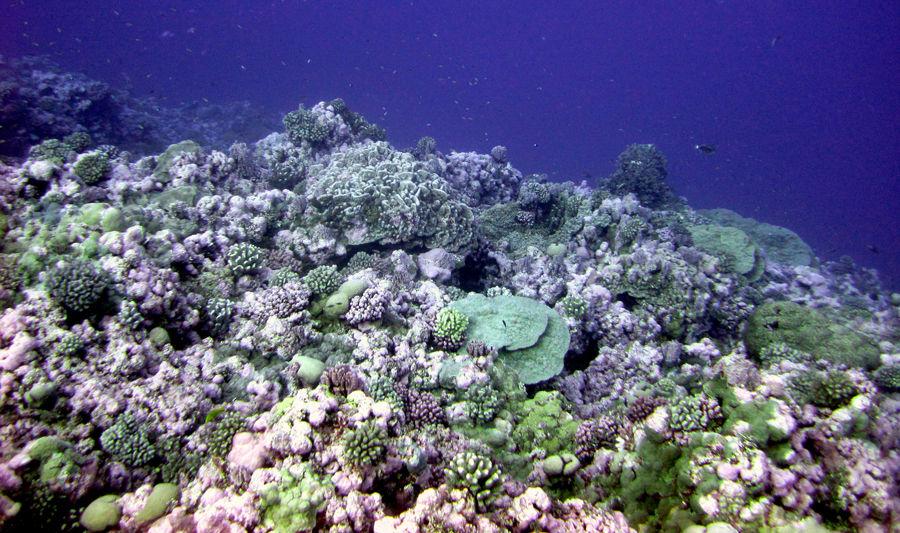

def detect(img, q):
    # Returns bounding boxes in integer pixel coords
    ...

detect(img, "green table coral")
[688,224,764,280]
[450,294,570,384]
[699,208,815,267]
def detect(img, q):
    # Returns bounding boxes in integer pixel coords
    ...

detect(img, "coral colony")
[0,62,898,532]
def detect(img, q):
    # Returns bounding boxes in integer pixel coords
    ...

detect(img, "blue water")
[3,0,898,286]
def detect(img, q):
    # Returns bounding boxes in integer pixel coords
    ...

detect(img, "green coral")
[270,268,302,287]
[226,242,264,276]
[117,300,144,331]
[327,98,386,140]
[27,436,68,462]
[668,394,722,434]
[814,371,859,409]
[99,412,155,467]
[45,259,109,315]
[560,295,587,318]
[699,208,815,267]
[63,131,92,152]
[478,191,590,258]
[821,467,852,519]
[366,375,404,412]
[433,307,469,349]
[511,391,578,455]
[757,342,812,367]
[13,203,124,277]
[789,370,858,409]
[449,294,570,385]
[342,422,386,467]
[688,224,765,280]
[517,180,552,209]
[722,398,792,447]
[343,251,376,275]
[153,140,201,182]
[205,298,234,336]
[80,494,121,532]
[29,138,72,164]
[283,107,330,145]
[198,409,245,457]
[73,150,110,185]
[303,265,342,296]
[260,462,332,533]
[463,382,502,424]
[603,143,679,209]
[265,143,307,189]
[39,450,79,484]
[873,364,900,392]
[446,451,503,512]
[54,331,84,357]
[746,301,880,369]
[157,436,201,483]
[306,141,473,250]
[616,216,647,245]
[599,432,770,530]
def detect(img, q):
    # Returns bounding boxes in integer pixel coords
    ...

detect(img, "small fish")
[866,244,880,254]
[502,320,508,328]
[695,144,717,154]
[770,35,781,48]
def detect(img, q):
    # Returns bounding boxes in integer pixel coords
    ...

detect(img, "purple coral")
[322,365,366,397]
[625,396,667,423]
[344,287,390,326]
[245,282,310,321]
[575,416,620,460]
[398,386,446,429]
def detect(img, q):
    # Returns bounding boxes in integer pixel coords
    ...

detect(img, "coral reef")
[0,79,896,533]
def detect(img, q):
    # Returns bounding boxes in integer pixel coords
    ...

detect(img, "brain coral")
[306,141,474,250]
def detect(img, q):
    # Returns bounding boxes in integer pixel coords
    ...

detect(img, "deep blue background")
[2,0,898,288]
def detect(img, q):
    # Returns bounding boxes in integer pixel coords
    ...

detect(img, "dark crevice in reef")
[616,292,639,311]
[564,338,599,374]
[455,243,501,293]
